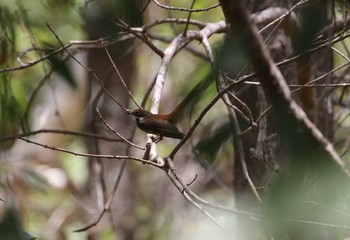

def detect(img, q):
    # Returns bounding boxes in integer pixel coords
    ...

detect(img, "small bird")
[130,73,213,142]
[130,109,184,142]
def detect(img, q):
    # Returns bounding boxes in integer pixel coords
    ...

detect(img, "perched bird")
[130,109,184,142]
[131,73,214,142]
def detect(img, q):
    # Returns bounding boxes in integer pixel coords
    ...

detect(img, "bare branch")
[0,129,124,143]
[18,137,161,167]
[95,108,144,150]
[151,0,220,12]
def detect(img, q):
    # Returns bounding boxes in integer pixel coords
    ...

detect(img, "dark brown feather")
[131,109,184,139]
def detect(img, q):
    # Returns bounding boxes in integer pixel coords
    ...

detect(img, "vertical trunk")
[81,1,142,238]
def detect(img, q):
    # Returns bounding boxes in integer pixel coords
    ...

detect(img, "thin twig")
[143,18,206,30]
[46,23,131,114]
[0,129,124,143]
[227,92,255,125]
[331,46,350,63]
[230,100,262,203]
[18,137,160,167]
[1,33,135,74]
[151,0,220,12]
[165,160,235,240]
[165,157,260,217]
[75,159,129,232]
[104,48,142,108]
[183,0,196,37]
[95,108,144,150]
[116,20,164,57]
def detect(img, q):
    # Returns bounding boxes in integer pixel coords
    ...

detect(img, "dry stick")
[17,47,45,66]
[143,18,207,30]
[75,159,128,233]
[239,94,272,137]
[331,46,350,63]
[104,48,142,109]
[95,108,144,150]
[291,62,350,94]
[227,92,255,125]
[250,87,268,160]
[340,39,350,63]
[284,218,350,231]
[183,0,196,37]
[1,33,135,74]
[0,129,124,143]
[165,159,235,240]
[147,32,208,60]
[116,20,164,57]
[90,87,108,209]
[291,82,350,88]
[256,1,304,34]
[151,0,220,12]
[165,157,260,217]
[166,171,235,240]
[222,96,251,124]
[17,137,161,167]
[230,105,262,203]
[46,23,131,114]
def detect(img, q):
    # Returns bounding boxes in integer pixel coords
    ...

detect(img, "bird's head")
[130,109,153,119]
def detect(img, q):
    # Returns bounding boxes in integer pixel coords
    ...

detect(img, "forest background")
[1,0,350,239]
